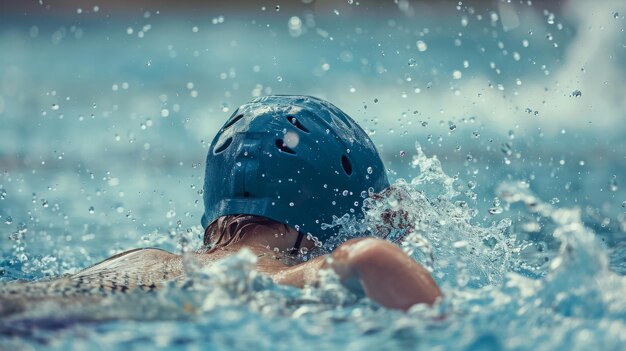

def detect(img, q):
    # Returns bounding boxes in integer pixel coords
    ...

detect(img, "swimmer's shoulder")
[70,248,185,292]
[75,248,179,275]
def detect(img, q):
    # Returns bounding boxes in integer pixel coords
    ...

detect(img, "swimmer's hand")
[271,238,441,311]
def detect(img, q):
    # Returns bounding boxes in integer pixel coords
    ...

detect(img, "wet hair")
[202,214,292,252]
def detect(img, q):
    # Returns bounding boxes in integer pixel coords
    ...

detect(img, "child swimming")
[1,95,440,315]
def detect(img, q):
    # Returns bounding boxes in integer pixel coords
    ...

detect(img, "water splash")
[324,144,513,289]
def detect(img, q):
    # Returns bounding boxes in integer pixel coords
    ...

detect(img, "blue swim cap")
[202,95,389,242]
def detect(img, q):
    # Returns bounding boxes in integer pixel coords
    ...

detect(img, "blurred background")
[0,0,624,265]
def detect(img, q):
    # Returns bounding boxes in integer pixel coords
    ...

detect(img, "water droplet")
[571,90,582,97]
[366,166,373,174]
[275,5,280,11]
[88,206,95,214]
[416,40,428,52]
[51,104,60,110]
[501,142,513,156]
[41,199,48,208]
[609,175,618,192]
[4,216,13,225]
[289,202,295,207]
[614,12,620,19]
[0,188,6,200]
[452,70,462,79]
[621,201,626,208]
[342,190,349,196]
[448,122,457,131]
[408,58,417,67]
[489,206,503,215]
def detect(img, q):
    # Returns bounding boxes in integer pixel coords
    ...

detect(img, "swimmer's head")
[202,95,389,242]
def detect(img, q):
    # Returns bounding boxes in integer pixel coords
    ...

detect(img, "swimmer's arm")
[271,238,442,311]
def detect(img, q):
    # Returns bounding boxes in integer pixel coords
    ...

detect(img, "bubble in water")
[41,199,48,208]
[0,187,6,200]
[289,202,294,207]
[51,104,60,110]
[452,70,462,79]
[408,58,417,67]
[448,122,457,131]
[88,206,95,214]
[4,215,13,225]
[571,90,582,97]
[367,166,373,174]
[622,201,626,208]
[609,175,618,192]
[614,12,620,19]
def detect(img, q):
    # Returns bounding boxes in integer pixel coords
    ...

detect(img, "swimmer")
[1,96,440,314]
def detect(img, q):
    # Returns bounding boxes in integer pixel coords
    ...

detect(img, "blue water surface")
[1,0,625,350]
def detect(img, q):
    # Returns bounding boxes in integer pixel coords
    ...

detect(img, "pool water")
[1,0,625,350]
